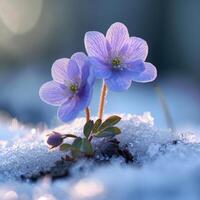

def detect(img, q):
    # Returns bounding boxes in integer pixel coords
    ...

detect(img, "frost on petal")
[132,62,157,83]
[39,81,70,106]
[84,31,108,61]
[124,37,148,62]
[51,58,69,84]
[105,71,132,92]
[106,22,129,56]
[89,57,112,79]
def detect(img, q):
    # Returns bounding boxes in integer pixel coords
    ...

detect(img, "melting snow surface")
[0,113,200,200]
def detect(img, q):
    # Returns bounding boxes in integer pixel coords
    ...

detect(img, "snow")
[0,113,200,200]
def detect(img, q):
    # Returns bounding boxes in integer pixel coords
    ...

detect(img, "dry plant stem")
[154,85,175,132]
[98,81,107,120]
[62,134,78,139]
[85,107,90,122]
[88,134,93,142]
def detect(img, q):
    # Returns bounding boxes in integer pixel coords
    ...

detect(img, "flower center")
[69,84,78,93]
[112,57,121,68]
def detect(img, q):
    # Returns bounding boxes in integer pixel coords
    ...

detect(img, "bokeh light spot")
[71,179,104,199]
[0,0,43,34]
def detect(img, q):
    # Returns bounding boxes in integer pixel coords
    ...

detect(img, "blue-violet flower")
[84,22,157,91]
[47,132,63,148]
[39,52,94,122]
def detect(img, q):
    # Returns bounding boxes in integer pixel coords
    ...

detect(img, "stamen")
[69,84,78,93]
[112,57,121,68]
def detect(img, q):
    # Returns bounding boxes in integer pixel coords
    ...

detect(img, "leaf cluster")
[59,115,121,159]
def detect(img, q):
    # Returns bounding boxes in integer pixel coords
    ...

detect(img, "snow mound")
[0,113,200,200]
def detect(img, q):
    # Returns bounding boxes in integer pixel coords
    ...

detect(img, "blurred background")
[0,0,200,129]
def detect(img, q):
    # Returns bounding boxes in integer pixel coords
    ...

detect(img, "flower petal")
[57,97,78,122]
[71,52,87,68]
[78,84,93,111]
[72,52,90,86]
[39,81,70,106]
[57,84,92,122]
[66,59,80,83]
[68,59,80,77]
[51,58,69,84]
[125,59,145,73]
[124,37,148,62]
[105,71,132,92]
[122,59,145,80]
[71,52,95,88]
[132,62,157,83]
[89,57,112,79]
[84,31,108,61]
[80,59,96,88]
[106,22,129,57]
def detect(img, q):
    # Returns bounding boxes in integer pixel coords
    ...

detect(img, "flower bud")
[47,132,63,148]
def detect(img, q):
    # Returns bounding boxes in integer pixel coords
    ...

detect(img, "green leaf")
[98,115,121,131]
[92,119,102,133]
[80,138,93,156]
[70,137,82,159]
[71,137,93,157]
[59,143,73,151]
[83,120,94,138]
[95,127,121,138]
[72,137,82,149]
[71,148,81,159]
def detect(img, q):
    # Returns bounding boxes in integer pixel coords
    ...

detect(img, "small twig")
[154,85,175,132]
[52,131,78,139]
[98,81,107,120]
[88,134,93,142]
[62,134,78,139]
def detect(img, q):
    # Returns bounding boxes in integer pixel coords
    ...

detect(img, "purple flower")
[39,52,94,122]
[47,132,63,148]
[84,22,157,91]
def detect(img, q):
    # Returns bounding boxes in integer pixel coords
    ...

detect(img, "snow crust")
[1,113,200,200]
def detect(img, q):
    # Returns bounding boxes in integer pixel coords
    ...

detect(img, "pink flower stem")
[85,107,90,122]
[88,81,107,142]
[98,80,107,120]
